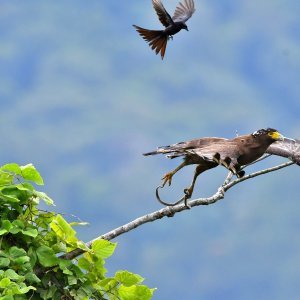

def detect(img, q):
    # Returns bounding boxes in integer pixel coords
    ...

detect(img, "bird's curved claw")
[155,185,191,208]
[183,188,192,209]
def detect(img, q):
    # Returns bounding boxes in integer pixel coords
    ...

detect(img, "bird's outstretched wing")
[172,0,196,23]
[267,138,300,165]
[152,0,174,27]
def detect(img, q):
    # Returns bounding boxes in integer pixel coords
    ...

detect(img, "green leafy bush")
[0,163,155,299]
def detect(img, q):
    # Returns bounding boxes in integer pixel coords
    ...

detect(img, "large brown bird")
[144,128,285,206]
[133,0,195,59]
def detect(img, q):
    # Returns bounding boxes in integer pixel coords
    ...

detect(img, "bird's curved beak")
[185,27,189,31]
[270,131,284,141]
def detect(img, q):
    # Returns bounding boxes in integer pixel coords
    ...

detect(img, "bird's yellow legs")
[161,161,188,187]
[157,162,216,208]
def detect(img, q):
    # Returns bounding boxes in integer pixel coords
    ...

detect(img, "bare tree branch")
[61,159,295,260]
[267,138,300,164]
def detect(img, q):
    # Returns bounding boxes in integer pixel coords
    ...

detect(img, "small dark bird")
[133,0,196,59]
[144,128,284,206]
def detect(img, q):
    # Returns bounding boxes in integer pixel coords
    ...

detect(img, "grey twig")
[61,159,295,261]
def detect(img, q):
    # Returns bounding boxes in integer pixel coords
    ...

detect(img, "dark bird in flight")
[133,0,195,59]
[144,128,295,206]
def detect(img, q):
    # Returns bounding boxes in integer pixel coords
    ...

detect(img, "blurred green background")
[1,0,299,299]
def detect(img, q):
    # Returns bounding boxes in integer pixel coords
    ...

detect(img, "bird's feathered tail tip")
[143,144,185,157]
[143,150,160,156]
[133,25,168,59]
[143,147,169,156]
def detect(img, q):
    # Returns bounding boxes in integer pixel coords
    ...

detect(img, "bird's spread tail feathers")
[133,25,168,59]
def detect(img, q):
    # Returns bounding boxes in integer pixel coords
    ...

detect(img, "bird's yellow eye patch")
[268,131,283,140]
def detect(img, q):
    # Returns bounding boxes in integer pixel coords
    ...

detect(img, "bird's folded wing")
[161,137,227,158]
[187,142,240,165]
[267,138,300,165]
[172,0,196,23]
[152,0,174,27]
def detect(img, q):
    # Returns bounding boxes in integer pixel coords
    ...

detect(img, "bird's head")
[182,24,189,31]
[252,128,284,141]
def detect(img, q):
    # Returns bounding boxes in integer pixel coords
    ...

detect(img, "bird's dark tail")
[133,25,168,59]
[143,150,160,156]
[143,144,185,158]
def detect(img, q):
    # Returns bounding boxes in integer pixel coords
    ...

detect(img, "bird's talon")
[184,196,191,209]
[161,173,173,187]
[183,188,193,199]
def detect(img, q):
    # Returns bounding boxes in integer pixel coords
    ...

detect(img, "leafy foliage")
[0,163,155,299]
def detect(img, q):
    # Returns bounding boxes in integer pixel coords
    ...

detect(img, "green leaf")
[13,256,30,265]
[0,171,14,186]
[67,275,77,285]
[20,164,44,185]
[21,228,38,238]
[36,246,59,267]
[9,247,27,258]
[0,163,22,175]
[50,214,77,244]
[4,269,23,281]
[27,247,37,267]
[69,264,85,279]
[59,260,73,275]
[35,212,55,229]
[118,285,155,300]
[77,257,91,271]
[9,227,21,234]
[91,240,117,259]
[12,220,25,229]
[76,241,89,251]
[99,278,118,291]
[0,220,12,235]
[18,181,34,190]
[11,282,36,294]
[0,257,10,267]
[2,220,12,230]
[25,272,41,284]
[0,228,8,235]
[0,188,20,203]
[9,220,25,234]
[40,285,58,299]
[52,241,67,253]
[33,190,54,206]
[115,270,144,286]
[0,278,11,288]
[0,163,21,186]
